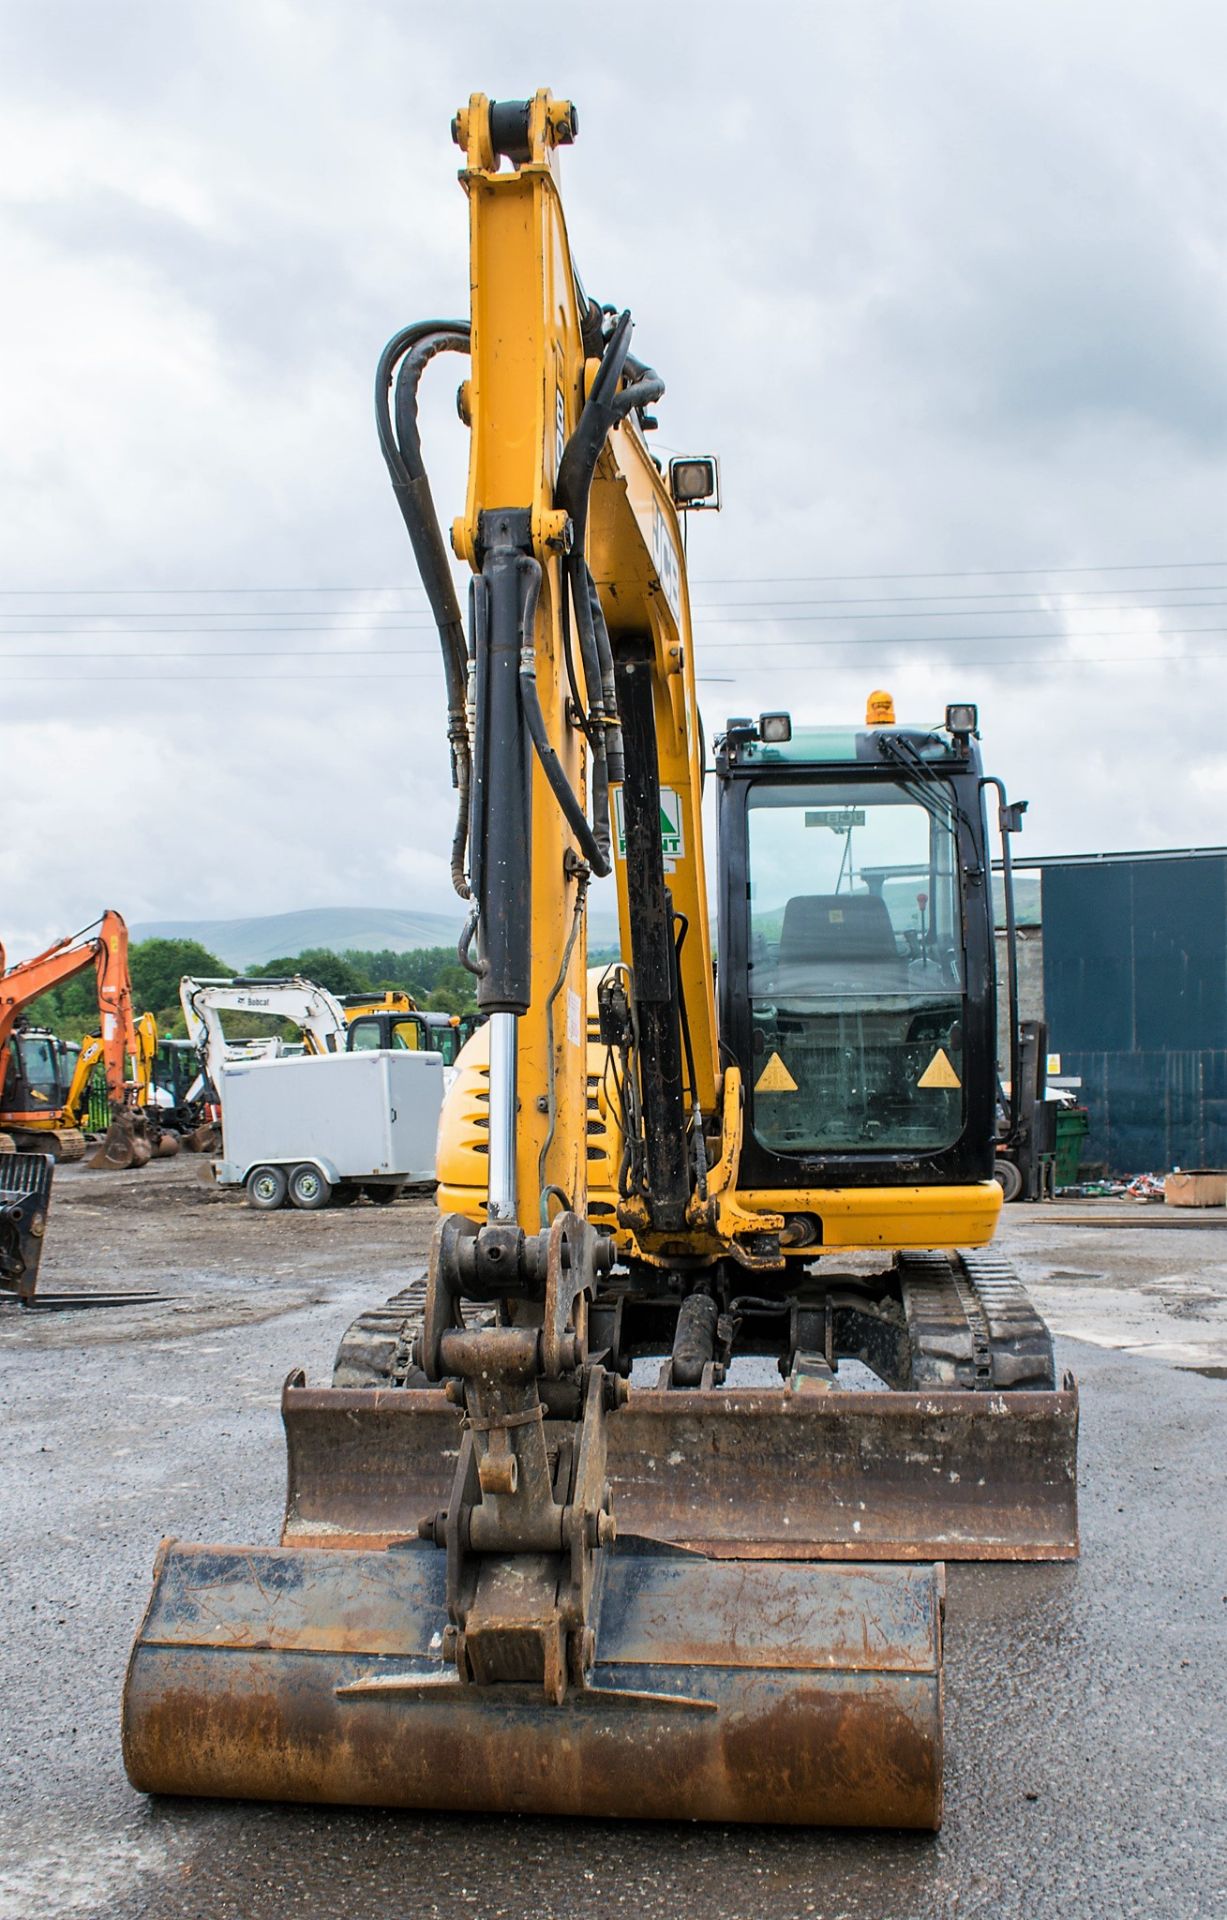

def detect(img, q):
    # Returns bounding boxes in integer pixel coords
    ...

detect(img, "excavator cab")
[344,1010,427,1052]
[345,1010,485,1068]
[719,709,997,1206]
[2,1026,87,1160]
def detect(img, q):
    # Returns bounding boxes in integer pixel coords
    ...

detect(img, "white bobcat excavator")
[178,974,349,1091]
[123,92,1078,1830]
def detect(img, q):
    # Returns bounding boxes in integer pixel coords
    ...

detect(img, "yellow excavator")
[123,93,1077,1829]
[61,1013,153,1128]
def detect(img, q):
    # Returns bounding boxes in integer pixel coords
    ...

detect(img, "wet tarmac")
[1,1162,1225,1919]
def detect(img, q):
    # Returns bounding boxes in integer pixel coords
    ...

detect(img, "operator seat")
[768,891,907,996]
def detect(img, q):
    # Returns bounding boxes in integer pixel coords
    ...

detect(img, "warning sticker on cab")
[918,1048,961,1090]
[755,1051,798,1094]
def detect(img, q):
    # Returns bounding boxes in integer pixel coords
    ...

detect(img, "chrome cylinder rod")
[486,1010,518,1223]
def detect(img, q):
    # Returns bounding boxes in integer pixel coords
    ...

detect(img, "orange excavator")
[0,911,169,1169]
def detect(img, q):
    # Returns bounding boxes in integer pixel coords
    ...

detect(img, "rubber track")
[332,1273,495,1389]
[336,1255,1056,1394]
[897,1248,1056,1392]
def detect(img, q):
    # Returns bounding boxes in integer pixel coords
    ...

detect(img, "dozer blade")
[122,1539,943,1828]
[282,1378,1079,1562]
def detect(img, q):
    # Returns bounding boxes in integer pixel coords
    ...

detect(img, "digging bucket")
[122,1538,943,1828]
[89,1113,152,1170]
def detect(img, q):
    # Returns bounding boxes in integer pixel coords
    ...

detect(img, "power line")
[3,601,1226,641]
[2,557,1226,595]
[6,582,1227,620]
[697,587,1227,611]
[691,602,1227,625]
[693,624,1227,651]
[4,624,1227,662]
[694,560,1227,585]
[9,645,1227,687]
[703,648,1227,672]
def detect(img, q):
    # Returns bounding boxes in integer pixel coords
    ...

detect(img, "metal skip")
[122,1540,943,1829]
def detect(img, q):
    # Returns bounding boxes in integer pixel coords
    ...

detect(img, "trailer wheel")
[363,1184,400,1206]
[288,1163,332,1210]
[994,1156,1024,1203]
[247,1165,288,1210]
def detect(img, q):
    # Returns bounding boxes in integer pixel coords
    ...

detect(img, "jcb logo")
[651,501,680,619]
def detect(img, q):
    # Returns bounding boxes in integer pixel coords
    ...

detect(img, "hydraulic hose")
[614,349,665,421]
[376,320,472,896]
[516,559,610,876]
[555,308,632,549]
[555,310,637,871]
[537,858,590,1222]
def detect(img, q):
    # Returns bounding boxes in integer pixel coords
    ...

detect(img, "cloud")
[1,0,1225,954]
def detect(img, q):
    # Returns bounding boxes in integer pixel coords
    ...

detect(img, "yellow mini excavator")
[123,92,1078,1829]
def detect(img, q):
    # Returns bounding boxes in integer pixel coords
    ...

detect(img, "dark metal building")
[1020,847,1227,1176]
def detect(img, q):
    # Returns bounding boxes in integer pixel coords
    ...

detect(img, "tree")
[23,971,98,1044]
[340,946,476,1008]
[249,949,373,997]
[23,936,232,1042]
[129,939,233,1019]
[425,985,467,1015]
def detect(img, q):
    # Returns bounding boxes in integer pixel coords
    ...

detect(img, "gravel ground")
[1,1160,1224,1920]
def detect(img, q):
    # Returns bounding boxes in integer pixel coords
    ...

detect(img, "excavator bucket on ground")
[123,1222,949,1829]
[88,1110,153,1170]
[179,1120,219,1154]
[124,1540,943,1828]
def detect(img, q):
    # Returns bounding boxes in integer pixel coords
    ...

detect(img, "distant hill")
[130,906,469,968]
[131,903,622,968]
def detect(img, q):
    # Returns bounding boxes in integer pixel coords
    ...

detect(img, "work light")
[668,456,720,508]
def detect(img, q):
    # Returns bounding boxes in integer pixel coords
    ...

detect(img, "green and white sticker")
[614,787,685,861]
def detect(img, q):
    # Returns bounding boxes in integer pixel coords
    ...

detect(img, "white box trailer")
[213,1048,444,1209]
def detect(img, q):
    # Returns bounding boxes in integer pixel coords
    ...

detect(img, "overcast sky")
[2,0,1225,954]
